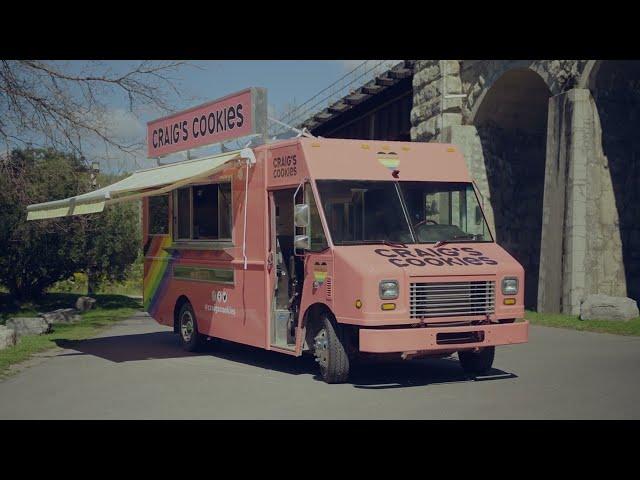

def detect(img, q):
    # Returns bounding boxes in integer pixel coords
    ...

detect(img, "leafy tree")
[0,149,142,300]
[83,199,141,295]
[0,148,85,300]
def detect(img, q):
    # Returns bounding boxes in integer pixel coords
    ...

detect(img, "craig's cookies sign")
[374,246,498,268]
[147,87,267,157]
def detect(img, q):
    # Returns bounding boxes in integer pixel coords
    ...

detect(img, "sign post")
[147,87,267,158]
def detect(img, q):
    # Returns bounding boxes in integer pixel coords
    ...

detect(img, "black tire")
[178,301,205,352]
[311,312,350,384]
[458,346,495,376]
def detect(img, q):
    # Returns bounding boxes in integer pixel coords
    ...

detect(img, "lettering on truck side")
[272,154,297,178]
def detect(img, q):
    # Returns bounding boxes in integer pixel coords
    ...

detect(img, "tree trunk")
[87,270,98,296]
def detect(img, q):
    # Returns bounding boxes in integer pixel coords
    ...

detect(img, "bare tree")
[0,60,188,166]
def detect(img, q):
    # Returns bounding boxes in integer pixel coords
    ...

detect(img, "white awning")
[27,148,256,221]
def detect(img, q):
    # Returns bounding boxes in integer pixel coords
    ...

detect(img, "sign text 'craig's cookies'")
[147,87,267,158]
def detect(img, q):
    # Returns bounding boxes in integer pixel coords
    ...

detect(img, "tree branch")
[0,60,189,165]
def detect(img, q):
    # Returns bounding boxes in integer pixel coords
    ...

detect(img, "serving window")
[148,195,169,235]
[174,181,232,241]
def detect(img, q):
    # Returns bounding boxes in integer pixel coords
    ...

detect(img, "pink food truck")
[27,88,528,383]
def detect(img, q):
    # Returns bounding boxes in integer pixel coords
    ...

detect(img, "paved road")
[0,312,639,419]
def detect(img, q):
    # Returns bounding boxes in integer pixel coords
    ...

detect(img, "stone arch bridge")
[299,60,640,315]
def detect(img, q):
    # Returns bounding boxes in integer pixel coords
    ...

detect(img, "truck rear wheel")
[178,301,205,352]
[311,312,350,384]
[458,346,495,376]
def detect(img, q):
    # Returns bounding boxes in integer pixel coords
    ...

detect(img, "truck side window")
[148,195,169,235]
[193,184,219,239]
[218,182,232,239]
[177,187,191,239]
[174,181,233,242]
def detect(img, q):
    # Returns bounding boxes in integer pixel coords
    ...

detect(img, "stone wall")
[587,61,640,303]
[411,59,639,313]
[476,124,547,308]
[584,93,625,301]
[412,62,555,309]
[411,60,463,142]
[411,60,587,135]
[439,126,494,231]
[539,89,592,314]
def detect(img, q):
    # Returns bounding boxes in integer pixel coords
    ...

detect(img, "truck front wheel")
[458,346,495,376]
[311,312,350,384]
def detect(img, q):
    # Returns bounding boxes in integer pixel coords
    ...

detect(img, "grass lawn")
[525,310,640,336]
[0,293,141,376]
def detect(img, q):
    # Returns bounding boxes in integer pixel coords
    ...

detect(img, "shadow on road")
[350,358,516,389]
[55,332,517,389]
[55,332,198,363]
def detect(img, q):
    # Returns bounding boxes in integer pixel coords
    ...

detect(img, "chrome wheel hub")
[181,311,194,342]
[313,328,329,369]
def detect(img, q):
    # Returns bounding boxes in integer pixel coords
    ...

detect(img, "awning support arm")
[242,155,252,270]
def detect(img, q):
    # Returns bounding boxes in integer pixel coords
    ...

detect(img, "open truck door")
[267,182,306,352]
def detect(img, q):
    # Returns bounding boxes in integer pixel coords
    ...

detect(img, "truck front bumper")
[358,320,529,353]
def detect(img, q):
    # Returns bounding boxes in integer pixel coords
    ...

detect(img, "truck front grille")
[409,281,495,319]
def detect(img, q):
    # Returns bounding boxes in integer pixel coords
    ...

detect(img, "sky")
[73,60,371,172]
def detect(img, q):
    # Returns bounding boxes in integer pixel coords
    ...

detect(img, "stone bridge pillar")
[538,89,589,314]
[538,88,625,314]
[444,88,625,315]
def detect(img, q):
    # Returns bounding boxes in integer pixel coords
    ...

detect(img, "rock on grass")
[580,294,640,321]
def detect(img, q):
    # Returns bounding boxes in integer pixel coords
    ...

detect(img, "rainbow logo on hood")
[376,150,400,171]
[313,262,328,284]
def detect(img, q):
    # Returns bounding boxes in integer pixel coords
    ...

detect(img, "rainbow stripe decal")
[376,151,400,171]
[143,236,180,317]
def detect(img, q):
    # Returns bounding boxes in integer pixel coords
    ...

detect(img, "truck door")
[268,188,304,350]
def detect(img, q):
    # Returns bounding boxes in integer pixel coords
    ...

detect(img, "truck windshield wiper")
[342,239,408,248]
[434,234,475,248]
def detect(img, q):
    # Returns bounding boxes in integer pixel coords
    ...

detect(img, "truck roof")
[259,137,472,183]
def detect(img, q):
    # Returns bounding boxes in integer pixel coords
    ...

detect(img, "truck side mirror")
[294,234,310,250]
[294,203,310,228]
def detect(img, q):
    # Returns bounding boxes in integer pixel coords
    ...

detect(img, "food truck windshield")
[315,180,493,245]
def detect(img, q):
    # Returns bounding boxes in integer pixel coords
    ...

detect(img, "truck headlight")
[502,277,518,295]
[379,280,399,300]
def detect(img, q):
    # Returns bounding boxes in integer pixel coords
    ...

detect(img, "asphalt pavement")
[0,312,638,419]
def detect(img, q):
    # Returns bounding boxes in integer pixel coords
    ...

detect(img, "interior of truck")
[270,188,305,348]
